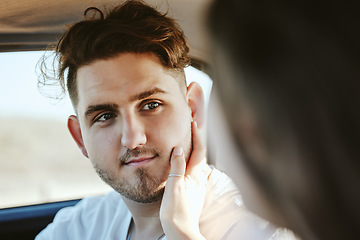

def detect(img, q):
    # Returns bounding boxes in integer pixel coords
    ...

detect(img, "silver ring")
[168,174,183,177]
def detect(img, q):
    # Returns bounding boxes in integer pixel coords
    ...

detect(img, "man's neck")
[122,196,164,240]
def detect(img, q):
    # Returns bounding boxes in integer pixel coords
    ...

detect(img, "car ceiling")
[0,0,212,62]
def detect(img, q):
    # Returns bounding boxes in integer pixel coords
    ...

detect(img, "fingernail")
[193,121,198,127]
[173,147,183,156]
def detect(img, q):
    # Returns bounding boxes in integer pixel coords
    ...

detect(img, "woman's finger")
[168,147,186,178]
[186,121,208,176]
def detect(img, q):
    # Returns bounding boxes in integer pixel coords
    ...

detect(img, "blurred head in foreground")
[208,1,360,239]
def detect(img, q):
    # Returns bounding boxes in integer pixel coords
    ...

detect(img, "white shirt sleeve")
[35,191,132,240]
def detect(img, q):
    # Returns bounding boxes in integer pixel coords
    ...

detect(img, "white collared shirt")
[36,168,297,240]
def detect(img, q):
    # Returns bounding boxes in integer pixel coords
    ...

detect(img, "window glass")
[0,51,212,208]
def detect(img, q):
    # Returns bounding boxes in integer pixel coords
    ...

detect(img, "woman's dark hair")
[209,1,360,239]
[40,0,190,107]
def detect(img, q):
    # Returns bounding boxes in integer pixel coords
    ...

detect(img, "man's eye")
[142,102,160,111]
[96,112,116,122]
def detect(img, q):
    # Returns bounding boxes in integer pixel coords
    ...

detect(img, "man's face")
[71,53,194,203]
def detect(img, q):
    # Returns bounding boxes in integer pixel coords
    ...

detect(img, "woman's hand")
[160,121,211,240]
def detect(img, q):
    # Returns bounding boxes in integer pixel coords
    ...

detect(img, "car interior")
[0,0,216,238]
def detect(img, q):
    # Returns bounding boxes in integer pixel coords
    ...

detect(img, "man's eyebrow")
[84,103,118,118]
[129,87,167,102]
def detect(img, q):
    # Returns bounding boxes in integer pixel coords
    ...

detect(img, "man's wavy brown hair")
[41,0,190,108]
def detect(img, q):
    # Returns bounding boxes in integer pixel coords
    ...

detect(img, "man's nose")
[120,114,147,149]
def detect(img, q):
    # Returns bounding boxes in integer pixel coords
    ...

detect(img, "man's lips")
[123,155,158,166]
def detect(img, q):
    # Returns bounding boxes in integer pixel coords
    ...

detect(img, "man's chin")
[120,187,165,204]
[96,162,168,203]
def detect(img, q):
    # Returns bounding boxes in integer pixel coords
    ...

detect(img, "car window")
[0,51,212,208]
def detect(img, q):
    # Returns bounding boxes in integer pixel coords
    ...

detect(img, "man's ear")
[68,115,89,158]
[186,82,205,128]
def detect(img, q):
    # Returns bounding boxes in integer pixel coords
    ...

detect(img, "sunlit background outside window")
[0,51,212,208]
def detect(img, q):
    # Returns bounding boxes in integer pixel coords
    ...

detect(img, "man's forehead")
[77,83,168,108]
[75,53,186,111]
[76,55,181,88]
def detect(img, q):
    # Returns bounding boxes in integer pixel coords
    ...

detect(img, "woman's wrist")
[162,220,205,240]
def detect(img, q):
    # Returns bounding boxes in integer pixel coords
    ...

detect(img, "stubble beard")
[92,129,192,203]
[92,148,170,203]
